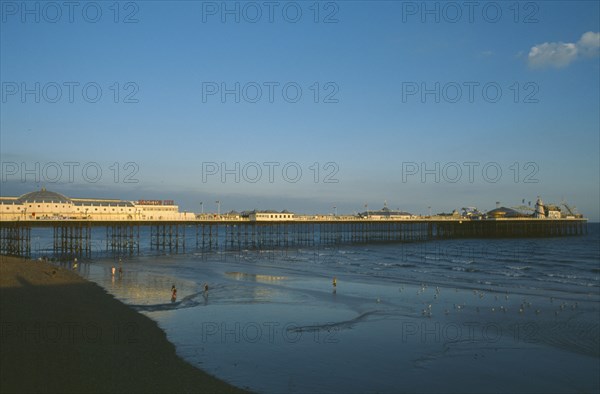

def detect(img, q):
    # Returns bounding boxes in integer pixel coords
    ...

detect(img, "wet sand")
[121,254,599,394]
[0,255,247,394]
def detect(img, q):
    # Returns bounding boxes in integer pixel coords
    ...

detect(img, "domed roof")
[17,188,72,204]
[486,207,524,218]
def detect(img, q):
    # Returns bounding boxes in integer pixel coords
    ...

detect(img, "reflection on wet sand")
[225,272,287,282]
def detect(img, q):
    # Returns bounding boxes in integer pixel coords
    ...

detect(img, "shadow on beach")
[0,256,248,394]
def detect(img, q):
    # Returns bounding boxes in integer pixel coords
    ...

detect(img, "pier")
[0,217,588,259]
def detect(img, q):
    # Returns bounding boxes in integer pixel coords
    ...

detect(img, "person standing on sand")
[111,265,116,276]
[171,285,177,302]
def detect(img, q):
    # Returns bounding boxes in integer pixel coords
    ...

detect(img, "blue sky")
[1,1,599,219]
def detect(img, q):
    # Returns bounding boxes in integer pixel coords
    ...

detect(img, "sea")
[37,223,599,393]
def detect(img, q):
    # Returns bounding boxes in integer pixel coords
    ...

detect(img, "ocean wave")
[450,266,479,273]
[546,273,579,280]
[451,259,475,265]
[535,276,590,287]
[507,265,532,271]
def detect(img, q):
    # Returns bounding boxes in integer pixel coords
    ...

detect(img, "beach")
[0,255,246,394]
[2,226,599,393]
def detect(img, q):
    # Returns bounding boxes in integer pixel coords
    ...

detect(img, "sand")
[0,255,247,394]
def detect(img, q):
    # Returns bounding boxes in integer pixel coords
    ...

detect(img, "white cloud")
[577,31,600,57]
[527,31,600,69]
[528,42,578,68]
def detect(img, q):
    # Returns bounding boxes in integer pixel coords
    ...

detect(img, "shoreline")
[0,255,248,394]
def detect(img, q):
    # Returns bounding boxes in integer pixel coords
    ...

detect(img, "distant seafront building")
[243,210,295,221]
[0,188,181,220]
